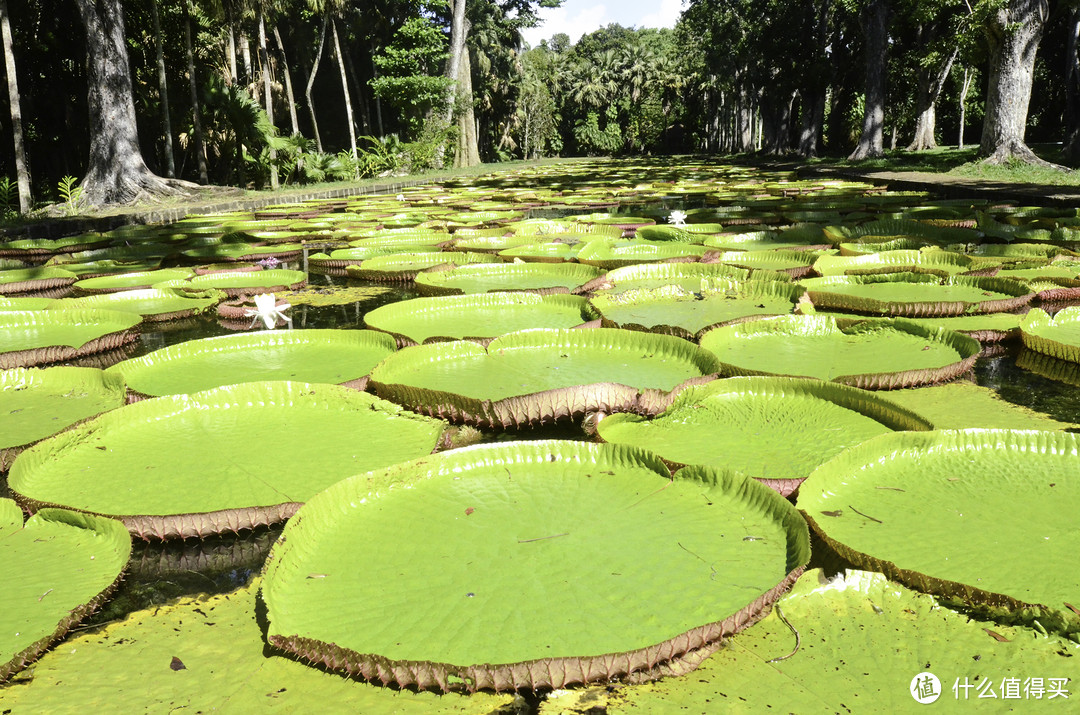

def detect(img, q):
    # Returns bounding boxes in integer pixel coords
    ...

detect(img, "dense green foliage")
[1,0,1079,208]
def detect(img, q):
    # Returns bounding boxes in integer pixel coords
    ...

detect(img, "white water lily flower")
[396,193,406,201]
[244,293,292,330]
[668,210,688,227]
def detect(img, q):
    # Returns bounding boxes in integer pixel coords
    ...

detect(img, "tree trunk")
[454,31,480,167]
[849,0,888,160]
[907,45,957,151]
[305,15,327,152]
[149,0,174,177]
[273,26,299,136]
[443,0,467,125]
[341,43,371,135]
[257,10,278,189]
[978,0,1057,166]
[798,90,826,158]
[227,21,237,85]
[0,0,30,212]
[74,0,193,206]
[958,65,971,148]
[1063,7,1080,162]
[331,18,357,163]
[370,39,384,136]
[184,6,208,184]
[239,32,252,85]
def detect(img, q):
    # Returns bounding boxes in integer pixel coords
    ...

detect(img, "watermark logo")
[911,672,942,704]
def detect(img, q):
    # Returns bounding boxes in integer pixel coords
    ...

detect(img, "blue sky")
[520,0,686,48]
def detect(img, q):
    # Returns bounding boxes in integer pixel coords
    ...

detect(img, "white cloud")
[638,0,684,29]
[520,4,612,48]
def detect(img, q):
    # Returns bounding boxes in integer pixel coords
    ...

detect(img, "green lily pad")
[575,239,707,269]
[1020,307,1080,364]
[498,241,584,263]
[414,262,603,296]
[823,218,979,244]
[181,243,304,262]
[346,252,500,282]
[798,429,1080,638]
[0,233,111,258]
[885,382,1077,430]
[156,269,307,297]
[0,578,515,712]
[364,293,598,344]
[105,330,396,397]
[308,245,441,275]
[369,328,722,428]
[278,285,394,307]
[709,250,820,279]
[0,500,131,683]
[0,296,55,311]
[8,382,461,539]
[52,287,222,321]
[813,249,977,277]
[800,272,1033,317]
[590,280,808,340]
[699,315,980,389]
[0,366,127,470]
[73,268,195,293]
[349,229,452,249]
[598,377,931,494]
[0,309,142,369]
[583,262,754,295]
[599,569,1080,714]
[703,232,829,253]
[906,312,1023,342]
[0,267,78,295]
[262,441,809,692]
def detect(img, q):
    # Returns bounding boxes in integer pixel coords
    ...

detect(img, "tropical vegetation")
[0,0,1079,210]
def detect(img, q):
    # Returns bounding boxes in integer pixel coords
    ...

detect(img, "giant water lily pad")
[710,249,819,279]
[885,382,1077,430]
[105,330,396,397]
[0,309,142,369]
[800,272,1033,317]
[369,328,722,427]
[575,239,707,269]
[73,268,194,293]
[0,367,127,470]
[0,578,514,712]
[498,241,584,263]
[261,441,810,692]
[0,499,131,682]
[364,293,598,344]
[346,252,500,281]
[52,287,222,321]
[590,280,808,340]
[699,315,980,389]
[798,429,1080,637]
[813,249,977,277]
[598,569,1080,714]
[0,267,78,294]
[597,377,931,494]
[581,262,753,295]
[7,382,461,539]
[156,269,307,297]
[1020,307,1080,364]
[414,262,603,296]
